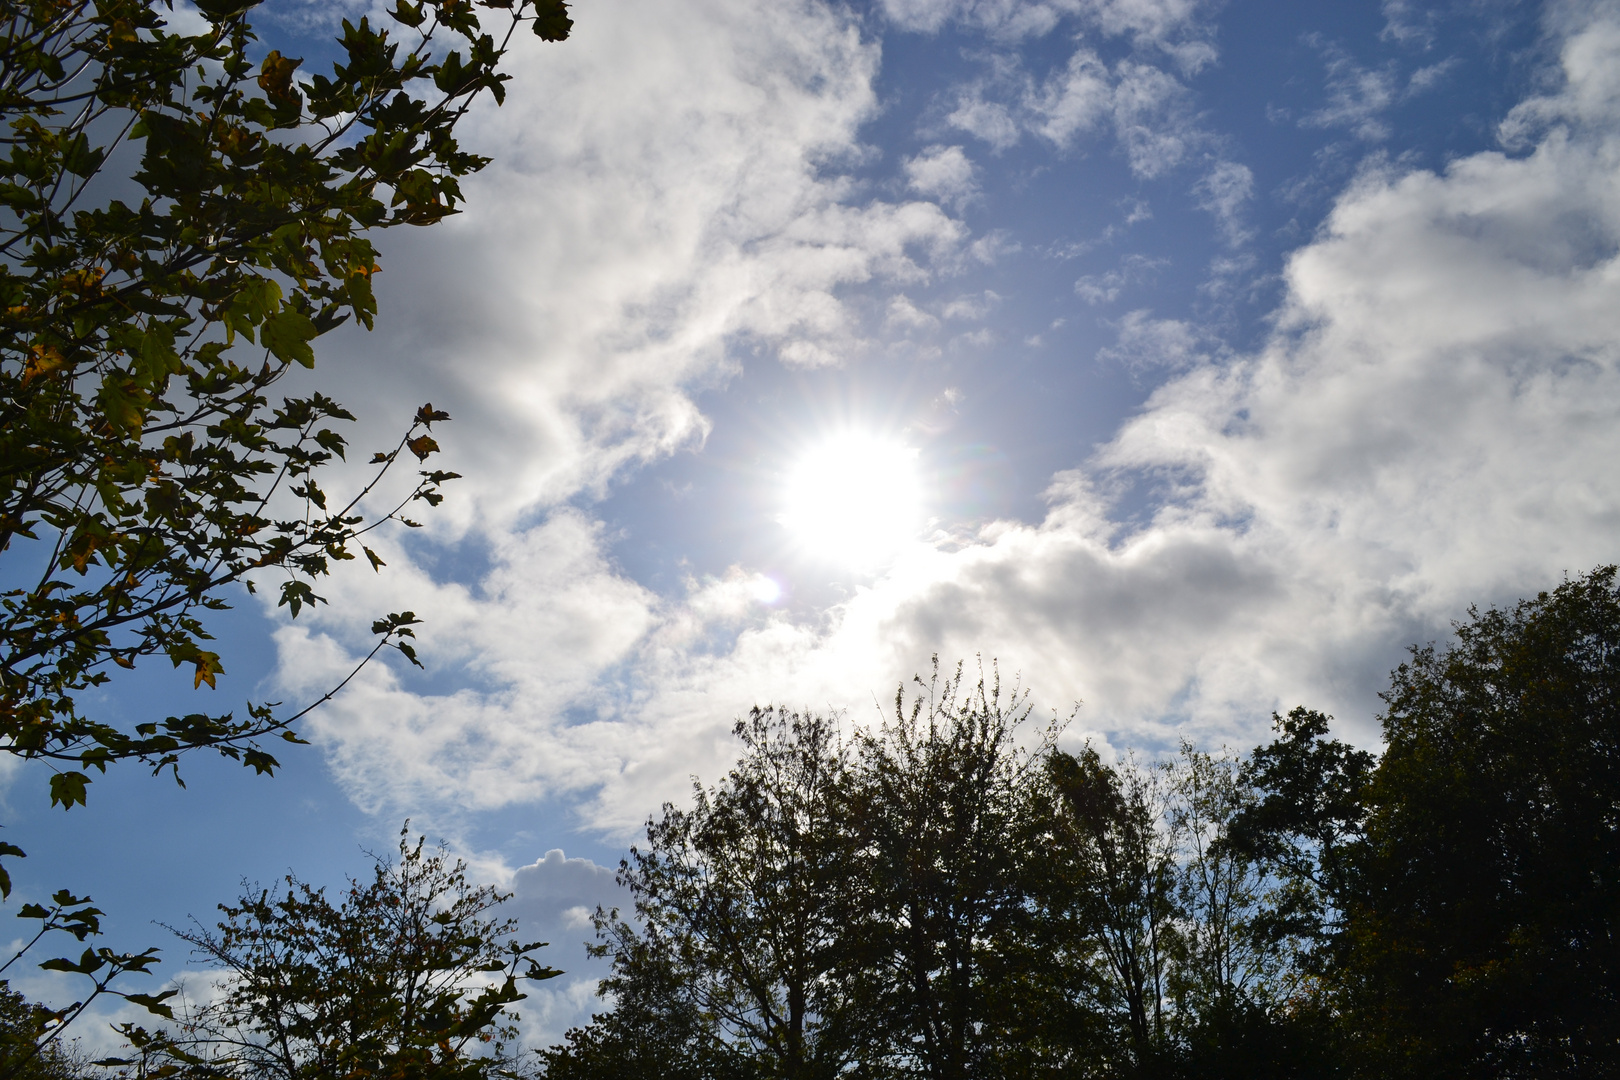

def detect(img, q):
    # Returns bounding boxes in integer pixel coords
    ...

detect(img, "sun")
[779,432,925,567]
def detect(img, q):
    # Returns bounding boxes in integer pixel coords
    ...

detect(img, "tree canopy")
[541,568,1620,1080]
[107,828,560,1080]
[0,0,571,1065]
[1338,567,1620,1078]
[0,0,570,819]
[544,663,1318,1080]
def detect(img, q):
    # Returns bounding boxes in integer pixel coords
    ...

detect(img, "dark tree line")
[2,570,1612,1079]
[541,567,1620,1080]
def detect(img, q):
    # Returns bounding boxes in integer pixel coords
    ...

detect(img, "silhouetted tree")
[109,828,559,1080]
[1,0,571,1062]
[544,574,1620,1080]
[1338,567,1620,1079]
[575,708,861,1080]
[847,661,1053,1080]
[0,982,83,1080]
[1046,747,1179,1076]
[1228,708,1375,970]
[1167,741,1342,1080]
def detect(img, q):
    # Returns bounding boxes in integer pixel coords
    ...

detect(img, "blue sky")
[12,0,1620,1050]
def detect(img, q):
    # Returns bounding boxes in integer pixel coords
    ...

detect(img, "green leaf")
[97,376,148,434]
[49,772,90,810]
[278,580,324,618]
[262,309,319,368]
[532,0,573,40]
[40,948,104,975]
[123,990,180,1019]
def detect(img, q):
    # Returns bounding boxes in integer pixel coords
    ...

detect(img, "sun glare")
[780,433,924,567]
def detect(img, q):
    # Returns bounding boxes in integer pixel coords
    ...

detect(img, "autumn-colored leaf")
[258,50,304,103]
[22,344,67,383]
[193,652,224,690]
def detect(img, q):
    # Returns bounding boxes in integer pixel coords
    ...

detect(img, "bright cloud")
[904,144,980,208]
[273,0,1620,847]
[302,0,962,529]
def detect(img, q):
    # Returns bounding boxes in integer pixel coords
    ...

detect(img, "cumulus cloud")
[274,0,1620,839]
[904,144,980,208]
[275,511,661,815]
[298,0,962,530]
[505,850,626,1047]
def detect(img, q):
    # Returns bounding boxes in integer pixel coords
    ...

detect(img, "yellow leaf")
[193,652,223,690]
[22,345,66,384]
[257,50,303,103]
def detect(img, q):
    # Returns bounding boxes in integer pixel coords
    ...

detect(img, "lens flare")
[780,433,923,567]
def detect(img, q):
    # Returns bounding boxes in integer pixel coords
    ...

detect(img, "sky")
[10,0,1620,1052]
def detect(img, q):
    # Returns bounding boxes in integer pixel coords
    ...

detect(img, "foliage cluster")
[0,0,570,1071]
[0,0,569,826]
[540,568,1620,1080]
[99,829,561,1080]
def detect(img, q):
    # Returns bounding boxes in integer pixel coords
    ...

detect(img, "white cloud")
[1108,60,1200,175]
[886,294,942,331]
[968,229,1022,263]
[1299,38,1461,143]
[276,511,662,815]
[904,144,980,208]
[1194,160,1255,245]
[949,49,1208,179]
[1302,43,1399,141]
[941,289,1002,320]
[299,0,963,530]
[504,849,626,1046]
[908,0,1218,172]
[880,0,1066,38]
[1075,253,1168,304]
[880,0,1215,67]
[1098,309,1212,369]
[946,89,1025,151]
[272,1,1620,899]
[1029,49,1114,145]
